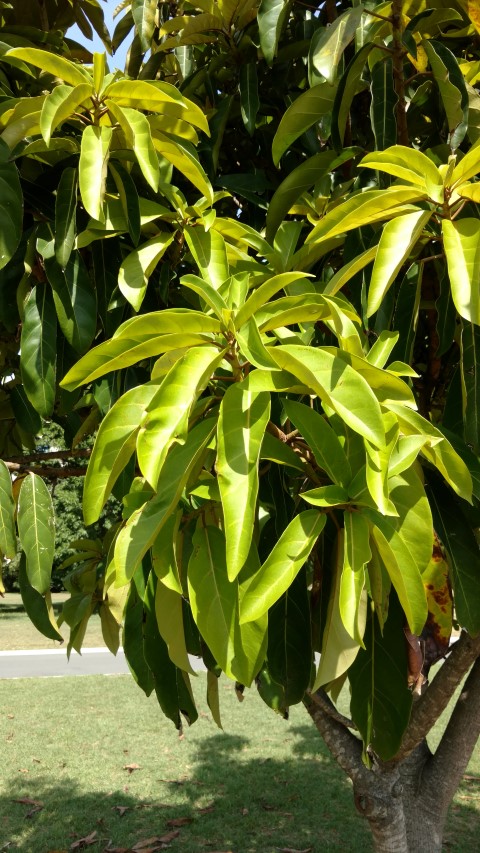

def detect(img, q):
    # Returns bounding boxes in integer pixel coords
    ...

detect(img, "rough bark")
[304,648,480,853]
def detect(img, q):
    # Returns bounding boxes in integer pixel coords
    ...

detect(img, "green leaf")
[450,141,480,187]
[207,670,222,728]
[313,529,365,690]
[156,580,196,673]
[236,317,278,369]
[40,83,93,145]
[0,137,22,271]
[239,62,259,136]
[306,187,426,245]
[17,473,55,595]
[460,320,480,453]
[107,100,160,191]
[114,418,215,580]
[266,566,312,705]
[283,399,351,487]
[365,508,428,635]
[370,58,397,150]
[118,233,174,311]
[266,149,357,244]
[340,511,370,644]
[365,413,398,515]
[84,382,161,526]
[272,345,386,449]
[105,79,209,134]
[137,345,225,488]
[442,218,480,325]
[54,166,77,269]
[20,285,56,417]
[132,0,158,51]
[272,82,336,165]
[79,124,112,221]
[424,39,468,149]
[360,146,444,200]
[366,331,399,368]
[260,430,306,471]
[100,603,121,654]
[217,384,270,580]
[301,485,350,507]
[322,245,377,297]
[151,510,183,594]
[109,161,141,246]
[310,6,363,84]
[184,225,229,288]
[257,0,290,65]
[45,252,97,354]
[18,554,63,642]
[6,47,93,86]
[0,459,16,558]
[426,469,480,636]
[349,596,413,761]
[123,578,154,696]
[10,385,42,436]
[180,273,229,317]
[235,272,313,329]
[152,130,213,203]
[331,42,372,149]
[240,510,325,623]
[254,294,330,332]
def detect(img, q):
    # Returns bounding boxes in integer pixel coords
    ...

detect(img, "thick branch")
[424,655,480,812]
[3,463,87,478]
[391,0,409,146]
[303,692,367,785]
[2,449,91,463]
[397,632,480,759]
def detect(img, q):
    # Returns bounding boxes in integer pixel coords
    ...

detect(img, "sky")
[68,0,129,72]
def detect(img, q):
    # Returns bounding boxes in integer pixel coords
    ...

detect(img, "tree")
[0,1,479,849]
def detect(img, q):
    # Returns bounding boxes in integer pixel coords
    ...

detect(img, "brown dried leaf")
[112,805,130,817]
[131,837,173,851]
[157,831,180,843]
[13,798,43,807]
[166,816,193,827]
[123,763,141,773]
[70,830,98,850]
[276,848,313,853]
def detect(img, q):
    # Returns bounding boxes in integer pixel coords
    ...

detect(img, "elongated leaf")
[266,149,357,244]
[180,273,229,317]
[310,6,363,84]
[123,577,154,695]
[426,469,480,636]
[137,345,225,488]
[105,79,209,134]
[365,509,428,635]
[107,100,159,191]
[450,140,480,187]
[283,399,351,487]
[151,510,183,594]
[0,459,16,558]
[45,252,96,354]
[255,294,330,331]
[235,272,313,328]
[54,167,77,269]
[272,82,336,165]
[18,554,63,642]
[301,485,349,507]
[349,596,412,761]
[184,225,229,288]
[370,58,397,150]
[331,42,372,149]
[115,418,215,580]
[424,39,468,149]
[152,130,213,202]
[0,137,22,271]
[17,473,55,595]
[323,245,377,297]
[313,529,365,690]
[119,233,174,311]
[84,383,161,526]
[79,124,112,221]
[272,345,386,449]
[156,580,195,673]
[40,83,93,145]
[266,566,312,704]
[6,47,93,86]
[460,319,480,453]
[217,384,270,580]
[109,161,141,246]
[132,0,158,51]
[239,62,259,135]
[257,0,289,65]
[442,218,480,324]
[306,187,426,245]
[360,145,444,200]
[20,285,56,417]
[240,510,325,623]
[340,511,370,643]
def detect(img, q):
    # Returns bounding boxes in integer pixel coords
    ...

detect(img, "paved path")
[0,648,207,679]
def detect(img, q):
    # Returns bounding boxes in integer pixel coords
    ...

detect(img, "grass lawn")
[0,593,105,650]
[0,673,479,853]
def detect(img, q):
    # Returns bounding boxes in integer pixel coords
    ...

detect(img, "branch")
[424,655,480,813]
[3,464,88,478]
[308,688,358,730]
[2,449,91,463]
[396,632,480,760]
[391,0,409,146]
[303,692,367,785]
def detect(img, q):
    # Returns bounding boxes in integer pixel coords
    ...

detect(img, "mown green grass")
[1,673,479,853]
[0,593,105,650]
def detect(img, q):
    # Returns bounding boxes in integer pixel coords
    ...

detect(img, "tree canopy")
[1,1,480,850]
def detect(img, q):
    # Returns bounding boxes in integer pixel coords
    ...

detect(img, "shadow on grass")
[2,728,370,853]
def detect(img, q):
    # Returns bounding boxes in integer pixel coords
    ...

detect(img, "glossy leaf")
[45,253,97,354]
[54,167,77,269]
[40,83,92,145]
[109,161,141,246]
[184,225,229,289]
[0,459,16,558]
[6,47,93,86]
[240,510,325,623]
[331,42,372,148]
[266,566,313,705]
[239,62,259,135]
[20,285,57,417]
[137,345,225,488]
[370,58,397,150]
[79,124,112,221]
[156,580,195,673]
[442,218,480,325]
[119,233,174,311]
[217,384,271,580]
[107,100,160,191]
[105,80,209,134]
[460,320,480,453]
[283,399,351,487]
[152,130,213,202]
[17,473,55,595]
[257,0,289,65]
[235,272,313,328]
[132,0,158,51]
[0,137,22,271]
[340,511,370,643]
[360,146,444,201]
[310,6,363,84]
[272,82,336,165]
[18,554,63,642]
[424,39,468,149]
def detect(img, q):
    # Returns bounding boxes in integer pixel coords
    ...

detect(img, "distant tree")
[0,2,480,850]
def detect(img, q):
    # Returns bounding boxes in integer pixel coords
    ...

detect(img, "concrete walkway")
[0,648,207,679]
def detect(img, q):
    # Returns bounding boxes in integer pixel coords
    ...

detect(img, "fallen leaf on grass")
[275,848,313,853]
[123,763,141,774]
[197,803,215,815]
[166,816,193,827]
[157,832,180,843]
[13,797,44,818]
[70,831,98,849]
[131,834,179,850]
[112,805,130,816]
